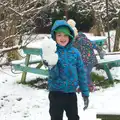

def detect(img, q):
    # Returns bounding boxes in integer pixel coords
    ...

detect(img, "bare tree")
[113,11,120,51]
[0,0,57,64]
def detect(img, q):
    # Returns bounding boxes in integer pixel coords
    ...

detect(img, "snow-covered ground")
[1,66,120,120]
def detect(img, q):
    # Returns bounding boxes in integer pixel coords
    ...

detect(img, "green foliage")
[47,0,94,32]
[16,72,120,90]
[68,2,94,32]
[17,78,48,89]
[7,51,22,61]
[91,72,120,88]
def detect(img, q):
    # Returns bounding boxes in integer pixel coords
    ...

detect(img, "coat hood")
[51,20,75,42]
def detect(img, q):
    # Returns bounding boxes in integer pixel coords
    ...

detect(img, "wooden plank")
[23,48,42,55]
[97,114,120,120]
[98,59,120,65]
[92,40,105,46]
[14,65,48,76]
[21,54,30,83]
[36,61,43,68]
[12,59,42,65]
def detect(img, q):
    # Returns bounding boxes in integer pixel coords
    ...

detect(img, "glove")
[99,50,105,59]
[83,96,89,110]
[43,60,54,70]
[43,60,49,67]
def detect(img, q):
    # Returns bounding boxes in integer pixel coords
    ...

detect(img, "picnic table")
[97,111,120,120]
[86,35,107,47]
[97,53,120,81]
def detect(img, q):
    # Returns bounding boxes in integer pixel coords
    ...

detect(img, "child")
[44,20,89,120]
[74,32,103,91]
[67,19,104,92]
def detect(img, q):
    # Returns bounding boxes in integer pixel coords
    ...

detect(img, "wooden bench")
[97,53,120,81]
[11,47,49,83]
[97,112,120,120]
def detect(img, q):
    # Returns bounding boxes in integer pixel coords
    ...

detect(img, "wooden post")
[36,61,43,68]
[21,54,30,84]
[103,64,114,84]
[113,11,120,51]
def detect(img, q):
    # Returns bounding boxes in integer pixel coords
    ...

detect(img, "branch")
[0,62,10,67]
[0,45,25,53]
[22,0,57,16]
[109,0,117,13]
[8,6,23,17]
[0,2,23,17]
[109,17,118,24]
[1,33,20,43]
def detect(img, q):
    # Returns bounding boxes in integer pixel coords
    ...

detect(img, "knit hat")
[55,26,73,39]
[67,19,78,37]
[67,19,76,28]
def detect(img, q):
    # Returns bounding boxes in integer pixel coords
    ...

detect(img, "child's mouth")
[60,41,66,43]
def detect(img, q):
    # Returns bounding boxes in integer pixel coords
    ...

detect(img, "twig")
[0,45,25,53]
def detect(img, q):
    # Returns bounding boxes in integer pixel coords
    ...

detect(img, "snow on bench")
[11,56,42,65]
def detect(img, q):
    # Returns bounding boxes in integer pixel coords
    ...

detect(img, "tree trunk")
[89,10,105,36]
[113,11,120,51]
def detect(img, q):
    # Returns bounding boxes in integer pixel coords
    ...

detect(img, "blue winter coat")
[48,20,89,97]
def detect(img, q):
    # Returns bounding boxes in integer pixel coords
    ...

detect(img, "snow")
[1,66,120,120]
[85,34,107,42]
[97,54,120,64]
[1,32,120,120]
[11,56,42,65]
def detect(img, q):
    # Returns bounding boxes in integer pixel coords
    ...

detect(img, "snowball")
[41,36,57,55]
[42,53,58,66]
[41,36,58,66]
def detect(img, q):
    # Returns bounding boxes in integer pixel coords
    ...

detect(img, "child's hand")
[43,60,49,67]
[99,50,106,59]
[83,96,89,110]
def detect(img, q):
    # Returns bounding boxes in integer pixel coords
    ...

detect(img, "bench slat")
[13,64,48,76]
[97,114,120,120]
[23,48,42,55]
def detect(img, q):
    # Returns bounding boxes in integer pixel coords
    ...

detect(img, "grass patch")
[91,72,120,88]
[16,78,48,89]
[16,72,120,90]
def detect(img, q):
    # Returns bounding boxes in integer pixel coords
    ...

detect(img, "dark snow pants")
[48,91,79,120]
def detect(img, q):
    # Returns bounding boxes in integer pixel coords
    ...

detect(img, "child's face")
[55,32,70,46]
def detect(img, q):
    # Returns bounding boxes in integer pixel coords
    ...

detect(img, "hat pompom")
[67,19,78,37]
[67,19,76,28]
[72,27,78,36]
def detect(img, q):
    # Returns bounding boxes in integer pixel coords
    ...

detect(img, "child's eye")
[56,34,62,37]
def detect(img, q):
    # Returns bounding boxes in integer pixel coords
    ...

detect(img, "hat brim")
[55,28,73,39]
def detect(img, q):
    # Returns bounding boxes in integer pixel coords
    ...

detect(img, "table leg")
[103,64,114,84]
[21,54,30,83]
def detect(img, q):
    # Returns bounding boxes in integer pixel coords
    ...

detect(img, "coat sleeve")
[92,41,102,52]
[76,51,89,97]
[48,64,59,80]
